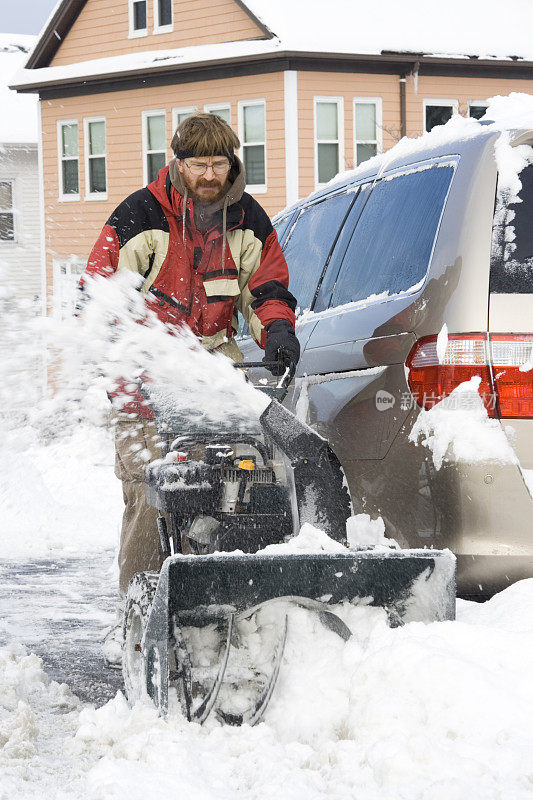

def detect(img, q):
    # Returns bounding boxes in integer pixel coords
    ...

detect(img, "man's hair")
[170,112,240,159]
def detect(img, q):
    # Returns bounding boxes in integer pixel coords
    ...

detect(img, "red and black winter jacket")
[81,166,296,414]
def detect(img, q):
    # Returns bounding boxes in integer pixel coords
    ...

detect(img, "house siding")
[50,0,264,67]
[41,71,285,304]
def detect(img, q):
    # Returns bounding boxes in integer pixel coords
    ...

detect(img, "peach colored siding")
[41,71,284,306]
[297,71,402,199]
[50,0,264,67]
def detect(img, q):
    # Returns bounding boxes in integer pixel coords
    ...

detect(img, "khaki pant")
[114,415,168,594]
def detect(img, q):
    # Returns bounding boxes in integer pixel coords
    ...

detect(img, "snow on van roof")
[244,0,533,61]
[0,34,38,144]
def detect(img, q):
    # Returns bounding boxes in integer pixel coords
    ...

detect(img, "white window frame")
[52,256,87,319]
[0,178,16,244]
[238,99,267,194]
[353,97,383,167]
[468,99,489,118]
[142,109,167,185]
[172,106,198,133]
[423,98,459,132]
[57,119,80,202]
[83,116,108,201]
[204,102,231,124]
[314,96,344,189]
[153,0,173,34]
[128,0,147,37]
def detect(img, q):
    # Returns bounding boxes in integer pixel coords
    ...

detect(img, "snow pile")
[63,579,533,800]
[0,34,37,145]
[258,522,347,554]
[0,422,122,558]
[346,513,398,549]
[409,377,518,470]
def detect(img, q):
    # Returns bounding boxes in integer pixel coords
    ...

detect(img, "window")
[424,100,458,132]
[154,0,173,32]
[53,257,87,319]
[491,158,533,293]
[0,181,15,241]
[282,192,355,313]
[329,163,455,308]
[314,97,344,186]
[172,106,198,132]
[273,212,296,248]
[129,0,147,36]
[84,118,107,198]
[58,120,79,200]
[204,103,231,125]
[354,98,382,166]
[238,100,266,191]
[143,111,166,184]
[468,101,488,120]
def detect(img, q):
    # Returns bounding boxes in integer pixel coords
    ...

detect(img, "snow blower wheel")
[122,572,159,704]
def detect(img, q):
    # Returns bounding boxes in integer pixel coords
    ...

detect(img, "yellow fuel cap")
[238,459,255,471]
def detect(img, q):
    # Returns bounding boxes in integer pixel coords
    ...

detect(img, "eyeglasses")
[184,159,231,176]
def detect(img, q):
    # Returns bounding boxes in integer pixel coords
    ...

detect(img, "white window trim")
[203,102,231,124]
[153,0,173,34]
[83,116,108,201]
[172,106,198,133]
[0,178,17,244]
[238,98,267,194]
[468,99,489,117]
[353,96,383,166]
[314,96,344,189]
[423,98,459,131]
[57,118,80,202]
[52,256,87,320]
[142,109,167,185]
[128,0,147,37]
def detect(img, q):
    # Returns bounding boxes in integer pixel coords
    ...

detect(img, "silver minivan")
[240,122,533,598]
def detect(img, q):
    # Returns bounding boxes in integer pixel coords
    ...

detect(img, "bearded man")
[81,113,299,660]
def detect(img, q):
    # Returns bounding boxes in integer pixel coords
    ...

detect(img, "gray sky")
[2,0,58,35]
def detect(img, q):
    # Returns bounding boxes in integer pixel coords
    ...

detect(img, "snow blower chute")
[122,361,455,724]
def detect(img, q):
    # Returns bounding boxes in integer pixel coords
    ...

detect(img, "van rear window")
[329,163,454,308]
[490,163,533,294]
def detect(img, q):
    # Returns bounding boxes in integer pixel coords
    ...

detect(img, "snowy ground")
[1,424,533,799]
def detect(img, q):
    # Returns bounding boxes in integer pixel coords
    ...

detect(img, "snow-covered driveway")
[1,425,533,799]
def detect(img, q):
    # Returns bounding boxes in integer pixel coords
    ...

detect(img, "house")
[10,0,533,316]
[0,34,42,400]
[0,34,40,307]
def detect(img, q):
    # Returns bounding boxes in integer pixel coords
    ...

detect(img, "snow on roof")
[243,0,533,61]
[11,37,283,90]
[0,34,38,144]
[9,0,533,92]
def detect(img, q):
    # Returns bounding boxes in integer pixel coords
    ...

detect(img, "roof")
[243,0,533,61]
[0,34,38,144]
[11,0,533,94]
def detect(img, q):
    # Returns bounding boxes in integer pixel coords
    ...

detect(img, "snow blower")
[122,361,456,724]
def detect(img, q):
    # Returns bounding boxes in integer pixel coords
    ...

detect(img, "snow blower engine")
[122,360,456,725]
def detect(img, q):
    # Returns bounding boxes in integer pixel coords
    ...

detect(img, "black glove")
[263,319,300,375]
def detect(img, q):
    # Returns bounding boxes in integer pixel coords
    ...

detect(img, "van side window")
[283,192,354,314]
[490,162,533,293]
[330,164,454,307]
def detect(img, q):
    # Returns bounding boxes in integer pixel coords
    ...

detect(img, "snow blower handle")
[235,358,296,401]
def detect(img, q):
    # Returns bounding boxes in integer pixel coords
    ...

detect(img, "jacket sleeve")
[79,188,168,296]
[236,199,297,348]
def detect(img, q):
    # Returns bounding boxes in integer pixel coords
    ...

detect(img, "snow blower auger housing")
[122,361,456,724]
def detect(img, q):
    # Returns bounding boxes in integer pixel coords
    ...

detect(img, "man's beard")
[186,175,227,202]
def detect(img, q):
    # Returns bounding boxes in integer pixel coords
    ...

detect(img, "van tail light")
[406,333,533,419]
